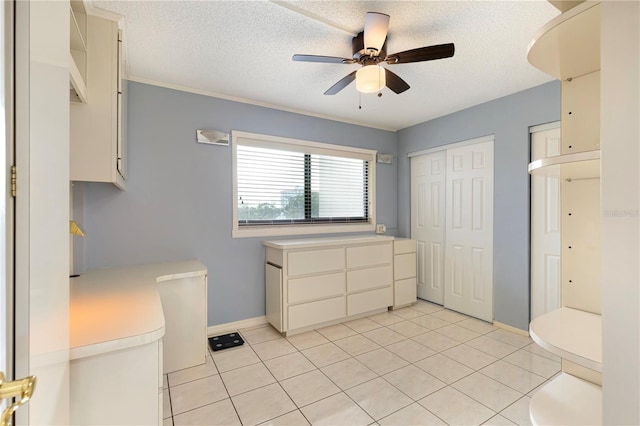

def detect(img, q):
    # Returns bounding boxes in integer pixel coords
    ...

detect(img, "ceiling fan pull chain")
[358,91,362,110]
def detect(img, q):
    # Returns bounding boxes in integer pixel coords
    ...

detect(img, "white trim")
[233,130,376,160]
[493,320,530,337]
[207,316,268,337]
[125,76,398,132]
[407,134,495,158]
[232,223,375,239]
[530,121,561,133]
[231,131,376,239]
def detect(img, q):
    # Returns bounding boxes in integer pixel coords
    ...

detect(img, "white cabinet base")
[71,341,161,425]
[158,275,207,373]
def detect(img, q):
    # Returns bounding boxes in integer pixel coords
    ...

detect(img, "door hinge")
[10,166,16,197]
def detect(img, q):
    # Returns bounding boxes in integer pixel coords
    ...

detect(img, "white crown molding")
[125,75,398,133]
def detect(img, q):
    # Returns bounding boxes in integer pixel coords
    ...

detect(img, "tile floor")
[163,300,560,426]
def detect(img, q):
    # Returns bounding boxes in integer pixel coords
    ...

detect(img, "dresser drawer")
[288,296,345,330]
[394,253,417,280]
[394,277,417,307]
[346,243,392,269]
[288,272,345,304]
[347,287,392,316]
[288,248,344,276]
[394,239,416,255]
[347,265,392,293]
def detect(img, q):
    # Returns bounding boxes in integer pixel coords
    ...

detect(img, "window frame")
[232,131,376,238]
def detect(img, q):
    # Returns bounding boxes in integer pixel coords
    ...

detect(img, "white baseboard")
[207,316,268,337]
[493,320,530,337]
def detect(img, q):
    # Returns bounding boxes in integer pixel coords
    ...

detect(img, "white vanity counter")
[69,260,206,360]
[69,260,207,425]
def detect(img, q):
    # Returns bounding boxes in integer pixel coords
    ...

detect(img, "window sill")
[232,223,375,239]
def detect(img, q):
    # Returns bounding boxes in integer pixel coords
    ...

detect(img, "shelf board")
[530,372,602,425]
[70,9,87,52]
[529,307,602,371]
[527,1,600,80]
[69,52,87,103]
[528,150,600,179]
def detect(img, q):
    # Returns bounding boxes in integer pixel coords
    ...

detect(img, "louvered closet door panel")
[444,140,494,322]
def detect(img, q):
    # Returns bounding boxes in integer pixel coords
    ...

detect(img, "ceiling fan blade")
[364,12,390,54]
[292,54,356,64]
[385,43,455,64]
[324,71,357,95]
[384,68,410,94]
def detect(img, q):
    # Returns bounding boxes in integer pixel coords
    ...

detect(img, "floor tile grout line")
[169,305,548,426]
[448,375,522,415]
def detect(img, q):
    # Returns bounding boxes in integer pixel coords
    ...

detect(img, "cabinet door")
[288,248,344,276]
[347,287,392,316]
[394,253,416,281]
[288,297,345,330]
[157,276,206,373]
[266,264,283,332]
[288,272,344,304]
[395,278,417,307]
[347,265,392,292]
[346,243,392,268]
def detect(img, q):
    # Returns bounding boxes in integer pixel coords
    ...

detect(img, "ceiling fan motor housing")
[352,31,387,62]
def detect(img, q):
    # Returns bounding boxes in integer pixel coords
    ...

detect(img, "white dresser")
[264,236,398,335]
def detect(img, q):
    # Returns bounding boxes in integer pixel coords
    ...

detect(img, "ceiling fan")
[292,12,455,96]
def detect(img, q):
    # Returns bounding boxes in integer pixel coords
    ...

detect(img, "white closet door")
[444,140,494,321]
[530,126,562,319]
[411,151,446,303]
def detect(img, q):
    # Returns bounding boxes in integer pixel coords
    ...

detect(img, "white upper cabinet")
[70,14,126,189]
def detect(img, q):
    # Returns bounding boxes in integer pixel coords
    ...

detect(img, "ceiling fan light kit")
[356,65,386,93]
[292,12,455,96]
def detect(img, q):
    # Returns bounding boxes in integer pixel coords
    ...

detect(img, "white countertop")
[263,235,395,249]
[70,260,207,360]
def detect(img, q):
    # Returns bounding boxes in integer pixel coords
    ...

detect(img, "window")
[232,131,376,238]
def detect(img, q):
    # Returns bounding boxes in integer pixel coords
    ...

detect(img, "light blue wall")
[397,81,561,330]
[78,81,399,326]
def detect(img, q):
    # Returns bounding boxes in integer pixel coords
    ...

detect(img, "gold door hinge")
[10,166,16,198]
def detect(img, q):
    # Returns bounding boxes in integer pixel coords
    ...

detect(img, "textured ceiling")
[91,1,559,131]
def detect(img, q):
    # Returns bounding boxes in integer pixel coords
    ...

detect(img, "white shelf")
[529,307,602,372]
[529,372,602,426]
[527,1,600,79]
[69,52,87,103]
[69,1,87,103]
[528,150,600,179]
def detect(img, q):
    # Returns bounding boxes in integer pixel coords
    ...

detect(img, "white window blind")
[233,132,375,233]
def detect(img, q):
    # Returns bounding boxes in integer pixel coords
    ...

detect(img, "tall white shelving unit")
[527,2,603,424]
